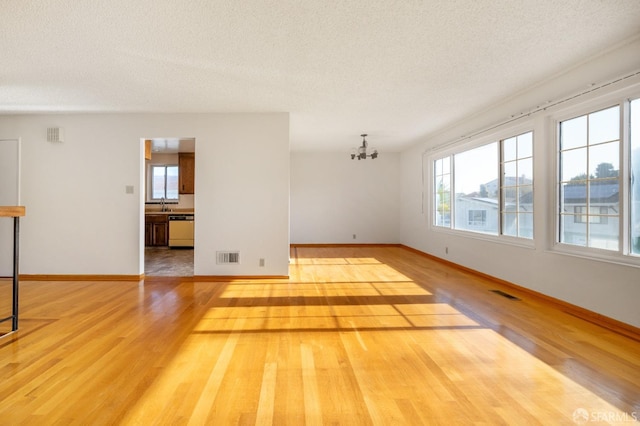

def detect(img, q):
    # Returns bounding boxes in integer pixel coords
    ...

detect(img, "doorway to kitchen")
[142,137,195,277]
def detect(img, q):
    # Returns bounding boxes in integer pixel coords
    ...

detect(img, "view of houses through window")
[454,142,499,234]
[559,105,620,250]
[631,98,640,255]
[501,132,533,238]
[432,94,639,261]
[433,131,534,240]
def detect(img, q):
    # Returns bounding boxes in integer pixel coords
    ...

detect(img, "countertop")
[145,209,194,215]
[0,206,26,217]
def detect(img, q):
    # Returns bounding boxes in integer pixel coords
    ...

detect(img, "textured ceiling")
[2,0,640,151]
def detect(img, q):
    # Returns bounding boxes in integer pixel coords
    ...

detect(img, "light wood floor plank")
[1,246,639,424]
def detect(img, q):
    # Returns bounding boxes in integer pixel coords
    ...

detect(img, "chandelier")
[350,134,378,160]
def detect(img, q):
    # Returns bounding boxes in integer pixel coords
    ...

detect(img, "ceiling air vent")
[217,251,240,265]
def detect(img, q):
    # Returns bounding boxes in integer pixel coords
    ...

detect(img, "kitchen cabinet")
[144,140,152,160]
[179,153,195,194]
[145,214,168,246]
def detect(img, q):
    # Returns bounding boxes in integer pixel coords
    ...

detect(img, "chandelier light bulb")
[350,133,378,160]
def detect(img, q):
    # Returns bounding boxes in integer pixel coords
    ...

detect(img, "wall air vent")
[47,127,64,143]
[217,251,240,265]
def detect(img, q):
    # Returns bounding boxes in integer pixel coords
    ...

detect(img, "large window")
[454,143,499,234]
[433,131,534,240]
[501,132,533,238]
[433,157,451,227]
[631,98,640,255]
[151,165,179,200]
[558,105,620,250]
[430,93,638,262]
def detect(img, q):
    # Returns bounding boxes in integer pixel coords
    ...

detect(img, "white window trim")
[500,130,535,239]
[428,120,536,249]
[547,89,640,268]
[433,156,452,228]
[431,224,536,250]
[147,163,179,202]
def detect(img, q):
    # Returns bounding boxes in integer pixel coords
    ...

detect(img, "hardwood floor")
[0,246,638,424]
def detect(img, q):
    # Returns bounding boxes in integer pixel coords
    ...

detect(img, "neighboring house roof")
[485,177,533,189]
[563,183,619,203]
[455,196,499,207]
[519,191,534,204]
[458,182,620,206]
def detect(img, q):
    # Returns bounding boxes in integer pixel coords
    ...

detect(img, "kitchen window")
[150,165,179,200]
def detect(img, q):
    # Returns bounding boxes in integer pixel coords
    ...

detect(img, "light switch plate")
[125,185,134,194]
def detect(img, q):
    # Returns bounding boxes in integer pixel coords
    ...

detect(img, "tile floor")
[144,247,194,276]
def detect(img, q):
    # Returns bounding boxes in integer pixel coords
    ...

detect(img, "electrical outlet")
[445,247,449,254]
[259,258,265,267]
[353,234,356,240]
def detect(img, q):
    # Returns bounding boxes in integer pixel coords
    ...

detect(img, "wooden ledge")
[0,206,25,217]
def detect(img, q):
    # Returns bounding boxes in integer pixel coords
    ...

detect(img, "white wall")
[291,152,400,244]
[0,139,20,275]
[194,114,290,276]
[0,113,289,277]
[400,37,640,328]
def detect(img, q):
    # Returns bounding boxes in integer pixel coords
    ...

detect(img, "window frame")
[629,97,640,256]
[429,122,535,248]
[433,156,452,228]
[557,104,621,251]
[550,92,640,266]
[453,141,500,235]
[148,164,179,201]
[500,131,534,239]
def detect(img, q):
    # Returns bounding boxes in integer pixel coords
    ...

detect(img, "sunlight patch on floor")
[218,281,431,299]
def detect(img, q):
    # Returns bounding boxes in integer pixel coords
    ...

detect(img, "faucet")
[161,197,166,212]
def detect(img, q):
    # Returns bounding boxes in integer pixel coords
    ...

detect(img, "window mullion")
[167,166,171,199]
[496,140,502,235]
[450,156,455,230]
[621,98,630,254]
[586,115,591,246]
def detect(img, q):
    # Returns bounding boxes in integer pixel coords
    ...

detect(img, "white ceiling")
[2,1,640,152]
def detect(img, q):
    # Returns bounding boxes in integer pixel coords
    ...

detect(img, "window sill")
[548,243,640,269]
[431,226,536,250]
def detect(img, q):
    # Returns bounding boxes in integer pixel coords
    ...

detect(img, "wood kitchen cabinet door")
[179,153,195,194]
[145,215,168,246]
[152,222,168,246]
